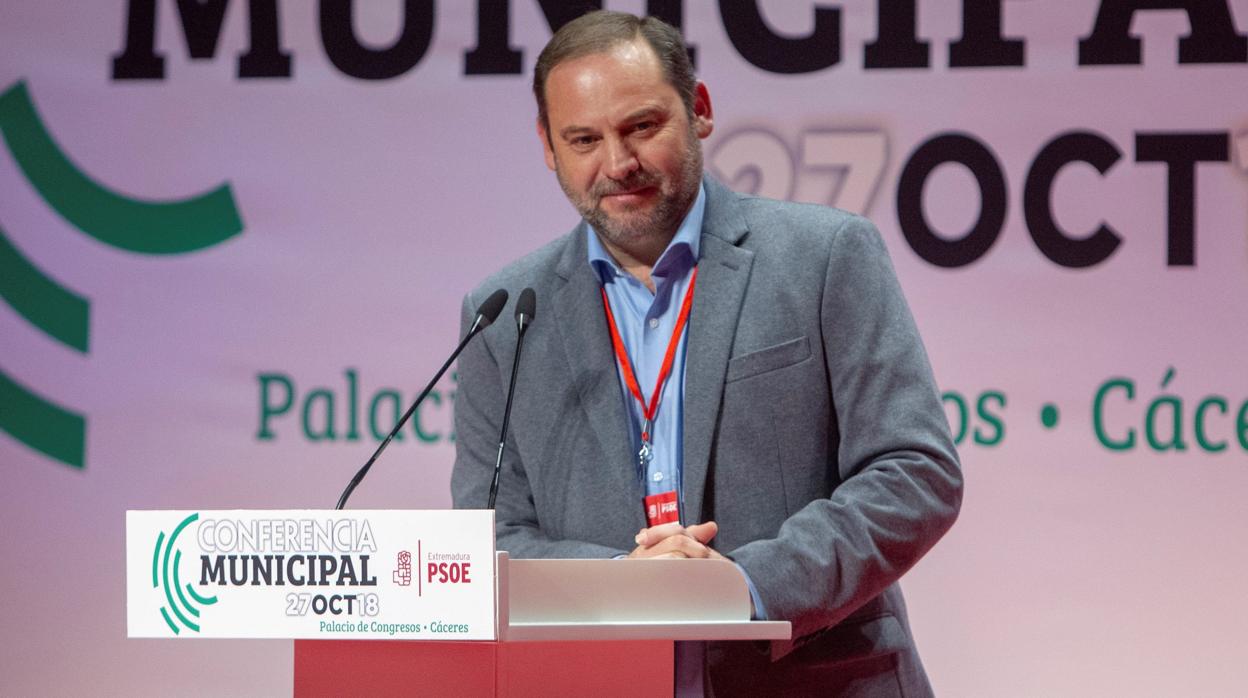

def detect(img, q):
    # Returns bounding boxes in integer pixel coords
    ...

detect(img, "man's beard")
[558,135,703,251]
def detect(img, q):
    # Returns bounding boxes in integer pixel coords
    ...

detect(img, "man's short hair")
[533,11,696,133]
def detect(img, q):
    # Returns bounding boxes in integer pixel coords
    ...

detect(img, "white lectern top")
[498,552,791,642]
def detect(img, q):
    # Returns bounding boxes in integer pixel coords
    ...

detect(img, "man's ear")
[692,82,713,139]
[537,119,557,171]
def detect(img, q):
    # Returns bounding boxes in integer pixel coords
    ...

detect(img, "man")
[452,11,962,696]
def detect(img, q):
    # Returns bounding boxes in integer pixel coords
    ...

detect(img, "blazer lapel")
[682,177,753,524]
[552,227,645,529]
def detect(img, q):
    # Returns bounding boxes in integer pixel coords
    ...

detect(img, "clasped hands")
[626,521,724,560]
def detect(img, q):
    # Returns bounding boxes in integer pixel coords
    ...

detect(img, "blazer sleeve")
[727,214,963,655]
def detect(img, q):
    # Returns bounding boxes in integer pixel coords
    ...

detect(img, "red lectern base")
[294,639,673,697]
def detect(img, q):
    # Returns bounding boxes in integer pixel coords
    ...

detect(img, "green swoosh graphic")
[186,583,217,606]
[172,549,199,618]
[0,81,243,254]
[0,366,85,468]
[162,514,200,632]
[152,532,166,588]
[160,607,180,635]
[0,223,89,352]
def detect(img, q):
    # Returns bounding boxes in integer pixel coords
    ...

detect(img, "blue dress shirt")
[588,189,702,507]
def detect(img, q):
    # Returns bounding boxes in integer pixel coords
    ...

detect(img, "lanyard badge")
[600,267,698,523]
[644,490,680,526]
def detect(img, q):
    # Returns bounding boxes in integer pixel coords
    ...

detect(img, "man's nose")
[603,136,639,180]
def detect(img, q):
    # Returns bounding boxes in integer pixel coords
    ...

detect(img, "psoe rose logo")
[393,550,412,586]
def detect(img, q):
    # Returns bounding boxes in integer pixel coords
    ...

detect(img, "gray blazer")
[452,175,962,696]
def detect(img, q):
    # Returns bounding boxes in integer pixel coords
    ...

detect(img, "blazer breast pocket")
[725,335,812,383]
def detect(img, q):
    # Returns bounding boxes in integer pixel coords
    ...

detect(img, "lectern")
[126,510,788,696]
[293,552,790,697]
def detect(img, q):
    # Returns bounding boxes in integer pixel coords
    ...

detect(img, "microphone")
[335,289,508,510]
[487,287,536,509]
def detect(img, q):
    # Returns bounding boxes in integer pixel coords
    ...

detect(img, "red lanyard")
[600,267,698,451]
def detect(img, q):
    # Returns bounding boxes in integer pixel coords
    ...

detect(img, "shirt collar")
[587,182,705,285]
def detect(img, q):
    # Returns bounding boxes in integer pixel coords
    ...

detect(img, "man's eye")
[633,121,655,133]
[571,135,597,146]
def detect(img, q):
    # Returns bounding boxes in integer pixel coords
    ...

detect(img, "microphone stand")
[488,289,535,509]
[336,293,504,510]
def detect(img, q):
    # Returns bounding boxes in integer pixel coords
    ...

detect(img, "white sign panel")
[126,510,495,640]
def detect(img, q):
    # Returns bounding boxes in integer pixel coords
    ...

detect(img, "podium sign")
[126,510,495,640]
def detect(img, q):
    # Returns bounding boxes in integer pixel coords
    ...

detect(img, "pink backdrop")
[2,2,1246,695]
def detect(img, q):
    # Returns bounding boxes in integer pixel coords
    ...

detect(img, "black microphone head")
[475,289,508,328]
[515,287,537,325]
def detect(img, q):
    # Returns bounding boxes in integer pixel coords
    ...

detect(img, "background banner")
[2,2,1246,695]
